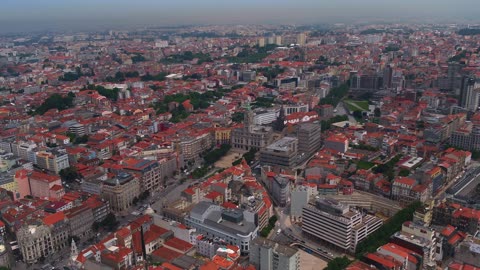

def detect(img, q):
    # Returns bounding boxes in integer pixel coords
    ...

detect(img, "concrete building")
[390,221,440,268]
[296,123,321,157]
[296,33,306,46]
[179,132,213,161]
[35,149,70,174]
[232,109,273,151]
[241,70,257,82]
[271,176,291,207]
[253,108,280,125]
[185,202,258,254]
[122,158,162,193]
[260,137,298,168]
[65,204,94,238]
[68,123,86,137]
[290,184,317,221]
[459,76,479,111]
[249,237,300,270]
[302,198,383,253]
[102,171,140,212]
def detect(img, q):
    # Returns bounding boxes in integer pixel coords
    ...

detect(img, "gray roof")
[252,237,298,257]
[190,201,213,216]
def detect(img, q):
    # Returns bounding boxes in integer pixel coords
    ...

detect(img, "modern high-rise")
[459,76,479,111]
[249,237,300,270]
[302,198,383,253]
[296,123,321,157]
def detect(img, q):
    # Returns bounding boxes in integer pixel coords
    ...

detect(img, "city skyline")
[1,0,480,33]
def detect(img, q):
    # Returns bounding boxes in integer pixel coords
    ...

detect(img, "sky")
[1,0,479,33]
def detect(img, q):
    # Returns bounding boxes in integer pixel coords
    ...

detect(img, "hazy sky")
[1,0,479,33]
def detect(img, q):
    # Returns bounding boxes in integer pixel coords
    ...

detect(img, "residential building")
[324,134,349,153]
[249,237,300,270]
[35,149,70,173]
[28,171,64,199]
[122,158,162,193]
[302,198,383,253]
[65,204,94,238]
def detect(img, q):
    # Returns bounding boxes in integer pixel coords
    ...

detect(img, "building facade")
[249,237,300,270]
[302,198,383,253]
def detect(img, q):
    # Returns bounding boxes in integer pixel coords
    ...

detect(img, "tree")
[374,107,381,117]
[352,110,363,119]
[34,93,75,115]
[59,167,79,183]
[101,213,119,231]
[324,256,352,270]
[231,112,244,123]
[398,169,410,177]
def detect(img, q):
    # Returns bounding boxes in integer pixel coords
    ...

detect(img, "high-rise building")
[258,37,266,47]
[296,123,321,157]
[383,65,393,89]
[302,198,383,253]
[459,76,479,111]
[249,237,300,270]
[296,33,306,46]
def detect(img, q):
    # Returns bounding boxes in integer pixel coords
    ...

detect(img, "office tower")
[383,64,393,89]
[302,198,383,253]
[447,61,463,94]
[459,76,479,111]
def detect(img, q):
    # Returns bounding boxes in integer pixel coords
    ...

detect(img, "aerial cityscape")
[0,1,480,270]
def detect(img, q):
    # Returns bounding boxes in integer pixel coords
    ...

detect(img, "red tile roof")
[164,237,193,253]
[152,246,182,261]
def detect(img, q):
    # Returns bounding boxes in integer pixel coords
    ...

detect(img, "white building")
[184,202,258,254]
[302,198,383,253]
[253,108,280,125]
